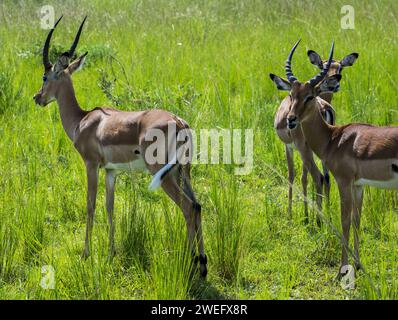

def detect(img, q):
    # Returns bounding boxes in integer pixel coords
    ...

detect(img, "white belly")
[104,158,148,172]
[355,173,398,189]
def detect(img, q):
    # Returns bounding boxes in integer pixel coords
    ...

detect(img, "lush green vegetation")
[0,0,397,299]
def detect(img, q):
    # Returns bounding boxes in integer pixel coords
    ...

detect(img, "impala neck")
[300,103,333,160]
[55,78,86,141]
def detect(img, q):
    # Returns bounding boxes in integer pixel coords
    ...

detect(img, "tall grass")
[208,174,247,281]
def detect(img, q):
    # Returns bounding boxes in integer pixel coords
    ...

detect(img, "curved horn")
[308,41,335,87]
[285,39,301,83]
[68,16,87,58]
[43,16,63,70]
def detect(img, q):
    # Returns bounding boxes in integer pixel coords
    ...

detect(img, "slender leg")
[322,161,331,207]
[82,162,99,259]
[161,176,196,251]
[295,138,323,226]
[181,169,207,277]
[301,166,309,224]
[285,145,295,217]
[160,172,207,277]
[337,180,353,278]
[352,185,364,271]
[105,169,116,259]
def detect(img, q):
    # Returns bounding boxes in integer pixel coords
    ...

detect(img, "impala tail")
[149,153,179,190]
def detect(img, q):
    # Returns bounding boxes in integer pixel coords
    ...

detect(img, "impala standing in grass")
[276,40,398,278]
[33,16,207,277]
[270,42,358,224]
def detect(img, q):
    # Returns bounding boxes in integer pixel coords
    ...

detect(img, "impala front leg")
[295,138,323,226]
[105,169,116,259]
[82,162,99,259]
[337,180,353,279]
[285,145,295,217]
[301,166,309,224]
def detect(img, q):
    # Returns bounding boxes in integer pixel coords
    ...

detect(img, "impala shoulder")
[79,109,104,132]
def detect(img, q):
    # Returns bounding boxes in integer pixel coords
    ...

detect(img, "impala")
[278,40,398,277]
[33,16,207,277]
[270,42,358,224]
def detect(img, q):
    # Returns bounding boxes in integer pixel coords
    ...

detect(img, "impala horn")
[308,41,335,87]
[43,16,63,71]
[67,16,87,59]
[285,39,301,83]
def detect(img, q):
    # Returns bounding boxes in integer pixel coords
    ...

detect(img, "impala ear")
[269,74,291,91]
[340,53,359,67]
[307,50,323,69]
[67,52,88,74]
[318,74,342,93]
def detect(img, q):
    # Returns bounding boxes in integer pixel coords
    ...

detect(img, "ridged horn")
[285,39,301,83]
[308,41,335,87]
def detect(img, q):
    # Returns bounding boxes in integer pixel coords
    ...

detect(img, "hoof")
[200,267,208,278]
[199,254,208,278]
[192,254,208,278]
[81,250,90,260]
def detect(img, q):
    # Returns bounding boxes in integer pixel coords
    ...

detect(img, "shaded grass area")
[0,0,397,299]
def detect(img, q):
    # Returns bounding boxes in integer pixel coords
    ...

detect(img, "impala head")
[34,16,88,107]
[307,48,358,82]
[270,40,341,130]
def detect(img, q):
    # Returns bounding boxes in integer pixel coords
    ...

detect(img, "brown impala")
[33,16,207,277]
[270,40,358,224]
[277,40,398,278]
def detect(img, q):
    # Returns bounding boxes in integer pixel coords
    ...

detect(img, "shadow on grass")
[189,277,228,300]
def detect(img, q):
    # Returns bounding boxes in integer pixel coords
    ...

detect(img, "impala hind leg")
[105,169,117,259]
[161,173,207,277]
[180,168,207,277]
[285,145,295,217]
[82,163,99,259]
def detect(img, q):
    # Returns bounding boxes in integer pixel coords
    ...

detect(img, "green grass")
[0,0,398,299]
